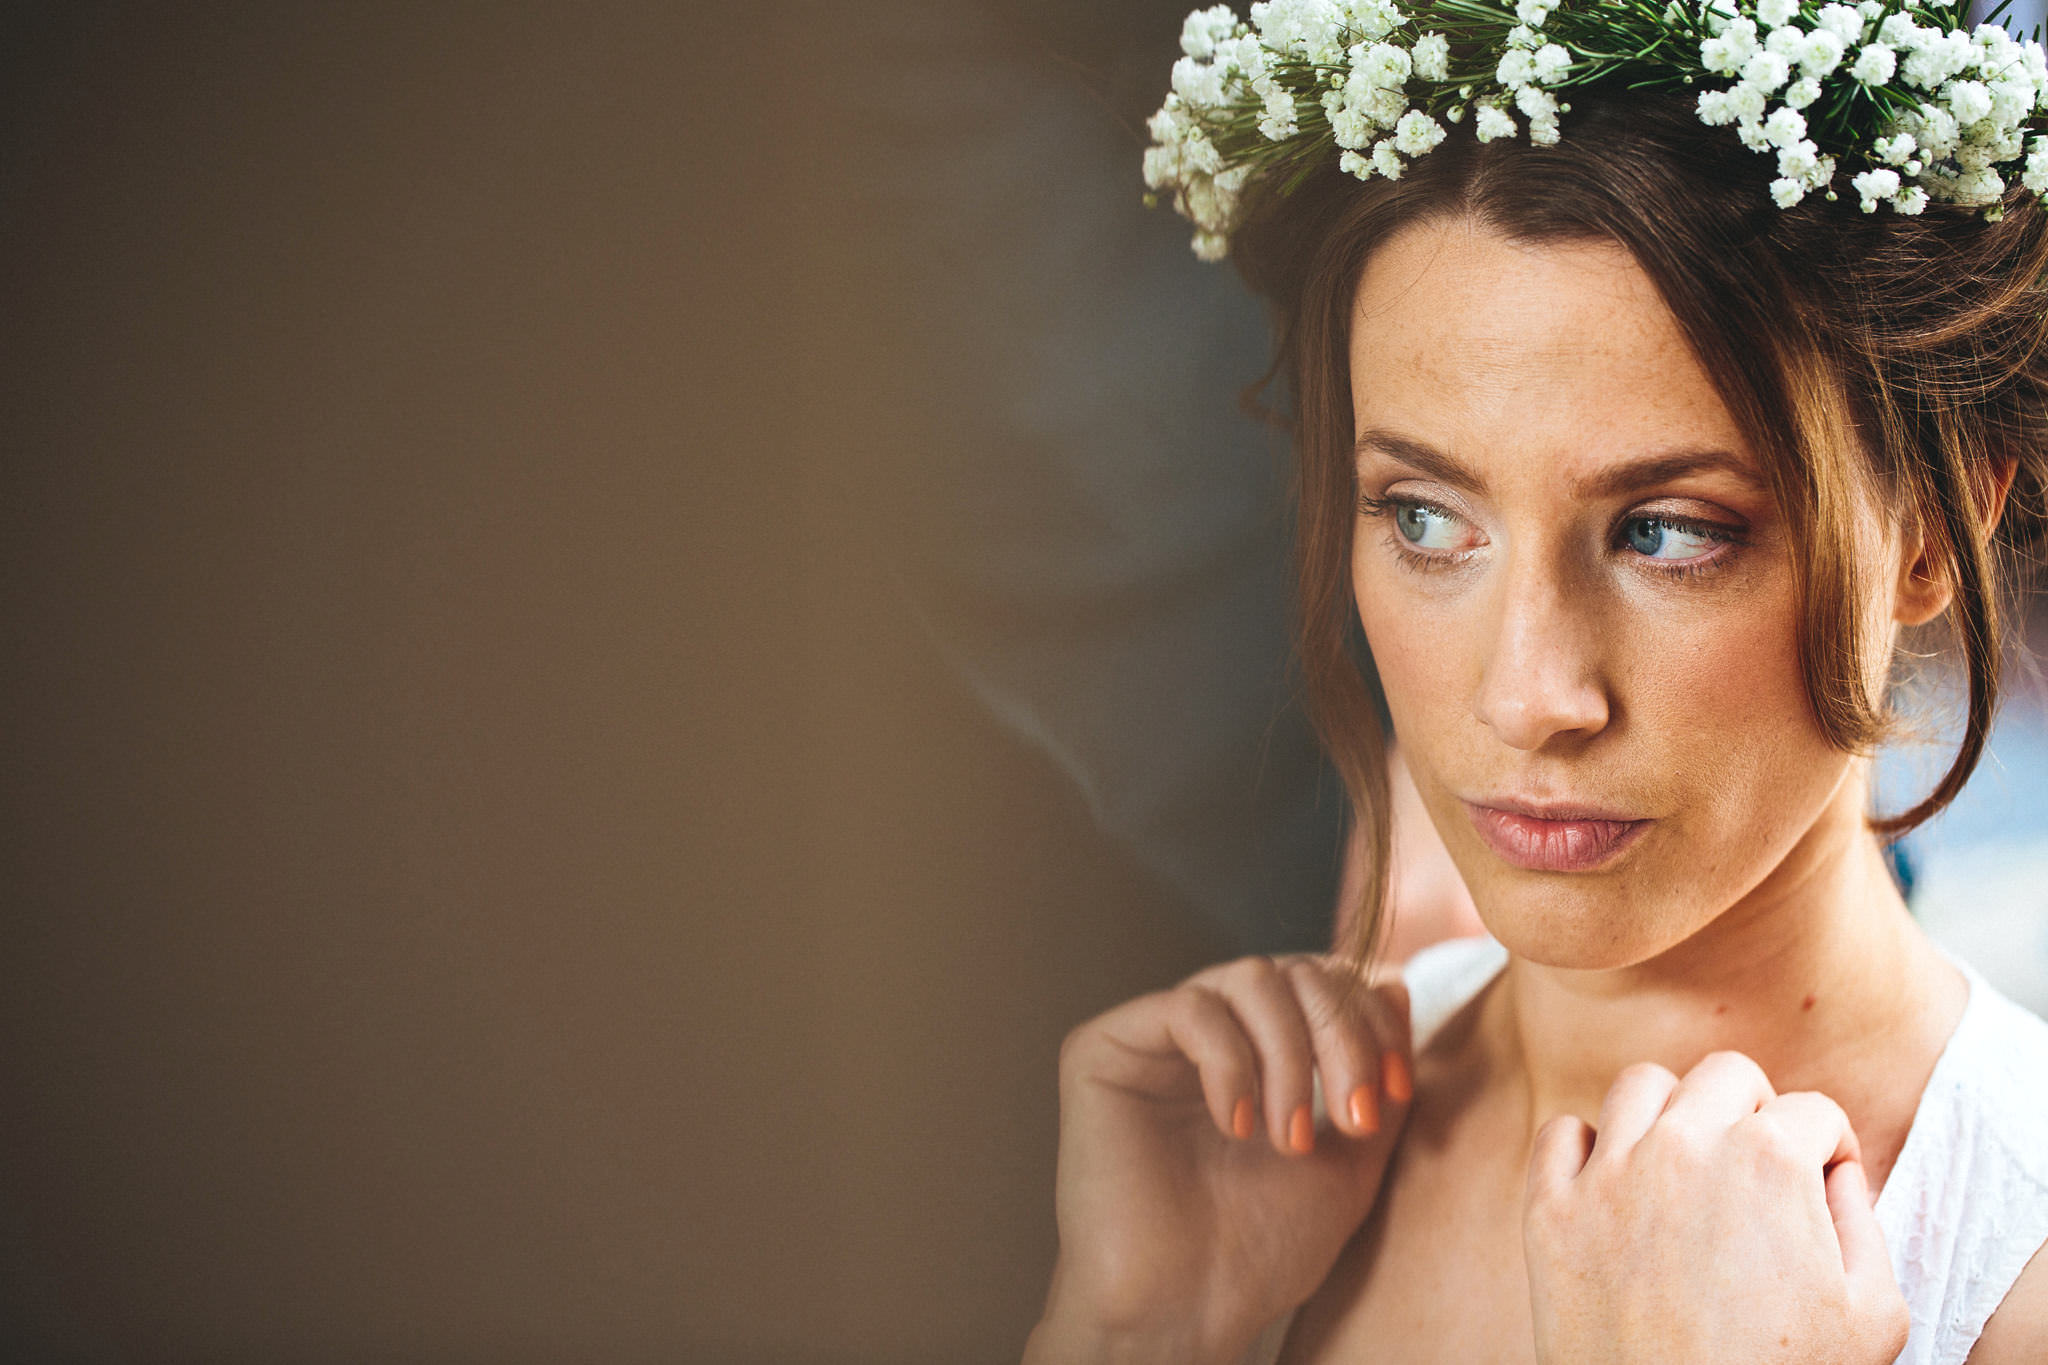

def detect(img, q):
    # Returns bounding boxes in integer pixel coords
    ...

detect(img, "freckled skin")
[1348,220,1879,972]
[1277,217,1970,1365]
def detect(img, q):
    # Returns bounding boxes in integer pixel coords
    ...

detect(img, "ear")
[1892,457,2018,628]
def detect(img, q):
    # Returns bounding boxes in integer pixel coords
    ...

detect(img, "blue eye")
[1623,516,1721,562]
[1394,501,1462,549]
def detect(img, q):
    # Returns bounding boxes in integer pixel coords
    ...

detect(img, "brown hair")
[1229,92,2048,968]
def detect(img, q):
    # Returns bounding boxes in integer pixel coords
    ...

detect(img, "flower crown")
[1144,1,2048,259]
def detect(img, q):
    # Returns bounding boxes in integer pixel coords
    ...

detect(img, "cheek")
[1350,542,1470,728]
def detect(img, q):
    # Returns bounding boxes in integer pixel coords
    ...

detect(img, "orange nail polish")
[1383,1049,1412,1104]
[1232,1097,1256,1140]
[1347,1084,1380,1135]
[1288,1105,1315,1154]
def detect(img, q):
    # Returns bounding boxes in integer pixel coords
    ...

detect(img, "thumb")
[1826,1159,1908,1340]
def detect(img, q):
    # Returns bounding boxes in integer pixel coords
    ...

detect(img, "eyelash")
[1355,493,1746,580]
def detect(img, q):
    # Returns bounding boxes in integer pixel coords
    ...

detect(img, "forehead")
[1348,218,1752,479]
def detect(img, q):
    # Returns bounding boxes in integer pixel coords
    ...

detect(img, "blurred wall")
[0,5,1243,1361]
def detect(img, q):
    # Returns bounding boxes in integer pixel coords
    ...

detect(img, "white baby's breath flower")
[1339,148,1374,180]
[1894,185,1930,213]
[1528,112,1562,145]
[1533,43,1572,84]
[1878,13,1921,48]
[1784,77,1823,109]
[1799,30,1847,78]
[1816,5,1865,45]
[1180,5,1238,60]
[1873,132,1916,163]
[1183,133,1224,175]
[1727,83,1768,122]
[1394,108,1446,155]
[1355,41,1412,90]
[1738,115,1773,151]
[1192,229,1230,261]
[1904,30,1974,90]
[1517,85,1559,120]
[1516,0,1551,28]
[1147,101,1187,144]
[1474,102,1518,141]
[1411,32,1450,82]
[2022,144,2048,194]
[1952,164,2006,205]
[1497,48,1538,88]
[1352,0,1404,43]
[1330,105,1375,149]
[1743,50,1793,93]
[1914,103,1962,154]
[1220,35,1267,77]
[1759,0,1799,29]
[1372,138,1407,179]
[1946,78,1994,126]
[1766,25,1806,61]
[1778,140,1820,181]
[1987,75,2034,127]
[1851,166,1901,209]
[1764,105,1808,148]
[1770,176,1807,206]
[1507,24,1541,51]
[1361,84,1409,125]
[1259,88,1300,140]
[1696,88,1737,125]
[1970,24,2022,85]
[1850,42,1897,84]
[1701,18,1760,76]
[1142,143,1180,191]
[1171,56,1229,108]
[1351,0,1404,42]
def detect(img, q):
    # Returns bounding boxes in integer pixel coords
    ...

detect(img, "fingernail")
[1347,1084,1380,1135]
[1232,1097,1256,1141]
[1289,1105,1315,1154]
[1383,1049,1412,1104]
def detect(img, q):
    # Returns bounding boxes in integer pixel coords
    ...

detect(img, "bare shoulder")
[1967,1237,2048,1364]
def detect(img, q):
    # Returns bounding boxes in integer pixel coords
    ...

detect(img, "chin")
[1466,875,1702,972]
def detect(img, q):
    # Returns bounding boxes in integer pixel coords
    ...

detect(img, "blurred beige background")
[0,4,1247,1360]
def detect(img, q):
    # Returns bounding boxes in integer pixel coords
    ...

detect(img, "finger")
[1161,986,1265,1142]
[1281,958,1379,1137]
[1825,1159,1888,1278]
[1659,1049,1776,1130]
[1080,986,1264,1142]
[1202,956,1320,1155]
[1826,1159,1910,1353]
[1362,972,1414,1110]
[1526,1113,1596,1205]
[1587,1061,1679,1165]
[1748,1090,1862,1173]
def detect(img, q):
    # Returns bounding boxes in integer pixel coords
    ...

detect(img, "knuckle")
[1697,1048,1764,1080]
[1735,1112,1799,1168]
[1615,1060,1677,1090]
[1057,1022,1097,1076]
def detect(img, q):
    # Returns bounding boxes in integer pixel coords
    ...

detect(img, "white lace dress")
[1238,935,2048,1365]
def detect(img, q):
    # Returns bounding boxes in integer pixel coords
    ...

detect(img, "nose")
[1470,553,1611,751]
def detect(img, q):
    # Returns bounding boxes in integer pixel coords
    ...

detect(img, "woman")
[1024,4,2048,1362]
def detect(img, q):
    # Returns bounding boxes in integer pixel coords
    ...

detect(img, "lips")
[1462,800,1649,873]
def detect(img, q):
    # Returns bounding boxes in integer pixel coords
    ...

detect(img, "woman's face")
[1348,218,1894,970]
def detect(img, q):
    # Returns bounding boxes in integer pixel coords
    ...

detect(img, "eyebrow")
[1352,428,1769,499]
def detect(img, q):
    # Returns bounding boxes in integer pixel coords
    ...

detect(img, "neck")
[1483,766,1956,1144]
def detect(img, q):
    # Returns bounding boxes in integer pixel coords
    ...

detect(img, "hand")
[1024,954,1413,1365]
[1522,1051,1909,1365]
